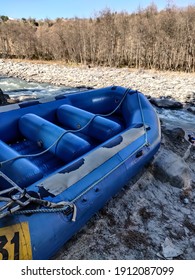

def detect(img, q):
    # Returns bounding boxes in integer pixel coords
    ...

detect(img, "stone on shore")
[0,88,10,105]
[151,148,191,188]
[149,97,183,109]
[187,106,195,115]
[161,237,183,259]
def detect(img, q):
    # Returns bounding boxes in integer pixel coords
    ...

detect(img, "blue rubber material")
[57,104,122,141]
[0,140,43,190]
[19,113,91,163]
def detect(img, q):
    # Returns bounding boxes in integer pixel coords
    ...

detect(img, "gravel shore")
[0,59,195,260]
[0,59,194,103]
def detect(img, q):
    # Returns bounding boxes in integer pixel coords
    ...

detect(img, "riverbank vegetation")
[0,4,195,72]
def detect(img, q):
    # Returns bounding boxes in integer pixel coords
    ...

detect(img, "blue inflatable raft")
[0,86,161,260]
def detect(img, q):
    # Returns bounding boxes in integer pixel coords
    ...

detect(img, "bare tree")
[0,5,194,71]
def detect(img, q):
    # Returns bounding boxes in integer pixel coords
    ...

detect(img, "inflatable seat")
[57,105,122,142]
[0,140,43,190]
[19,114,91,163]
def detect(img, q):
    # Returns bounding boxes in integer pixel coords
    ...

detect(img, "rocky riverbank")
[0,59,195,260]
[0,59,195,104]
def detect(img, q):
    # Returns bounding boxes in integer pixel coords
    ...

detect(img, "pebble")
[183,198,189,204]
[0,59,195,103]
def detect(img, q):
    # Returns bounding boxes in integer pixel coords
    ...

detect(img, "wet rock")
[185,92,195,104]
[166,127,185,140]
[151,148,190,188]
[187,106,195,115]
[149,97,183,109]
[16,95,38,102]
[0,88,10,105]
[7,98,19,104]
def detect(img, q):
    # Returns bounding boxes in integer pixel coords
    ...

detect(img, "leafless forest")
[0,4,195,72]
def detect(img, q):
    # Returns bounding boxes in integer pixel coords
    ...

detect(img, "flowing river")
[0,76,82,101]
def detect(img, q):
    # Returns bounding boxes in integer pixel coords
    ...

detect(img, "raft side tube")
[0,140,43,190]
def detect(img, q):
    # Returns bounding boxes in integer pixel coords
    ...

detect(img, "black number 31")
[0,232,19,260]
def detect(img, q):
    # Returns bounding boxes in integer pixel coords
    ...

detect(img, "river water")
[0,76,81,101]
[0,76,194,133]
